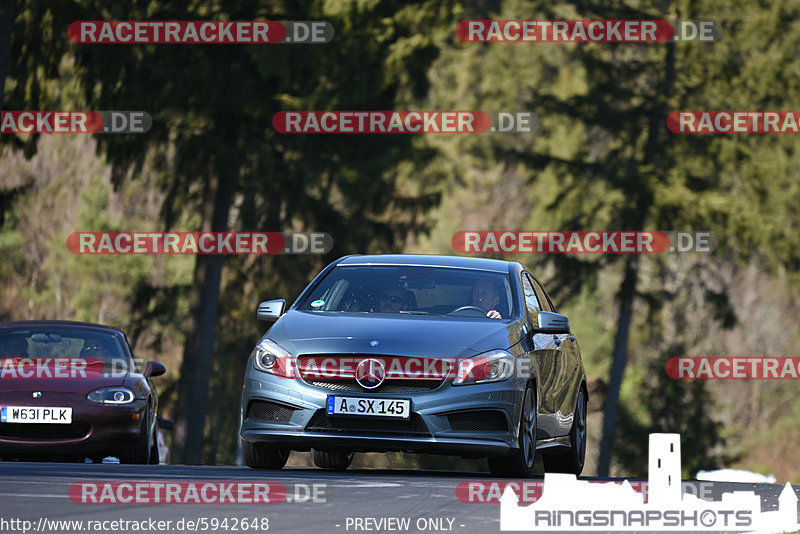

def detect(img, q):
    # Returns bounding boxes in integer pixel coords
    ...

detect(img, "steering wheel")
[447,305,488,317]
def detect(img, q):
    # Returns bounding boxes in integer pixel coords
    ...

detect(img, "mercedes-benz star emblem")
[355,358,386,390]
[32,391,42,398]
[370,340,379,347]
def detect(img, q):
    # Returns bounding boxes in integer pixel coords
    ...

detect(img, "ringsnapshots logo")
[452,231,716,254]
[500,434,800,532]
[68,21,334,44]
[272,111,537,134]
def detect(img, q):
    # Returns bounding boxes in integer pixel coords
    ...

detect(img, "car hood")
[0,374,127,394]
[265,310,522,357]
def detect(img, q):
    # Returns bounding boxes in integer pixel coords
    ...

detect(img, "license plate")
[0,406,72,424]
[326,396,410,419]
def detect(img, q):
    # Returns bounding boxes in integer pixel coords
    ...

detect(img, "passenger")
[3,337,29,358]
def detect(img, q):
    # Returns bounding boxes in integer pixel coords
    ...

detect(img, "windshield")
[0,327,129,368]
[300,265,514,319]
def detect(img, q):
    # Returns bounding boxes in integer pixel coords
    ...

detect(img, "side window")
[521,273,542,327]
[531,276,555,313]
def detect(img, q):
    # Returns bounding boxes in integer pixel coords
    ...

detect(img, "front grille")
[297,354,449,393]
[305,410,431,437]
[246,401,296,423]
[447,410,508,432]
[0,423,90,439]
[305,379,443,393]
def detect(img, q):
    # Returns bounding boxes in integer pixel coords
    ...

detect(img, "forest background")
[1,0,799,480]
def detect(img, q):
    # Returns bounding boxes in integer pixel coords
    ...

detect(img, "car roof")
[337,254,513,273]
[0,320,124,335]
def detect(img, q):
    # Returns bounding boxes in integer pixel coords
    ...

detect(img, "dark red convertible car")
[0,320,166,463]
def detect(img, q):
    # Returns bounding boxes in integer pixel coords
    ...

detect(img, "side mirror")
[257,299,286,322]
[144,361,166,378]
[533,311,570,334]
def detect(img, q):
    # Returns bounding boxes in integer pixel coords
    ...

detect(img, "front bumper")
[0,390,147,455]
[240,370,524,456]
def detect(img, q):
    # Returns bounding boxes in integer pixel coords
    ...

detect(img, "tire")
[543,387,587,475]
[488,383,537,477]
[120,407,152,464]
[313,449,354,470]
[241,439,289,469]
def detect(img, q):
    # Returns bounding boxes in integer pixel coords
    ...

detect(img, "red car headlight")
[87,387,135,405]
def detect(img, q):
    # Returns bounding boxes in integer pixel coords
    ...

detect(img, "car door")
[530,275,580,437]
[520,272,559,439]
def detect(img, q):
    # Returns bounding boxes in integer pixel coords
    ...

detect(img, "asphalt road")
[0,462,797,534]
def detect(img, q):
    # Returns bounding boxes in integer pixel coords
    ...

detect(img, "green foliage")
[415,0,800,476]
[3,0,800,475]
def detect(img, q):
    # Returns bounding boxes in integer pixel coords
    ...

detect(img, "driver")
[471,280,503,319]
[80,337,114,360]
[380,287,408,313]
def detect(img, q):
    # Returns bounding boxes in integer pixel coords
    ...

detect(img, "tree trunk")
[596,35,676,477]
[171,171,233,464]
[596,253,639,476]
[0,0,16,112]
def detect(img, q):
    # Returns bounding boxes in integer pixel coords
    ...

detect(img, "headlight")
[87,387,135,405]
[251,339,294,378]
[453,350,515,385]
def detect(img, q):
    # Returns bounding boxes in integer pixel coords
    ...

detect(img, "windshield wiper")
[398,310,441,316]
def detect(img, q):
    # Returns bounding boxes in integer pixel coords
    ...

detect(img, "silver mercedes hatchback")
[240,254,587,477]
